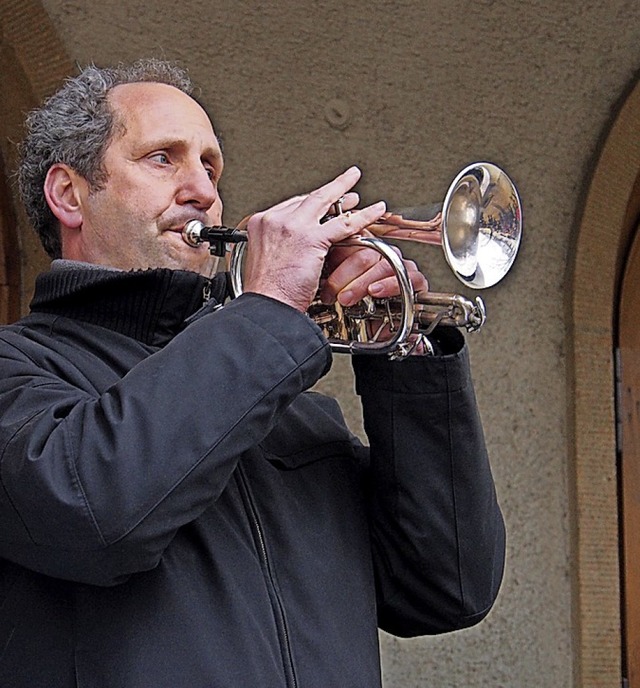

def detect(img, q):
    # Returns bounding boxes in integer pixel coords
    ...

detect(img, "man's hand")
[319,243,429,307]
[241,167,387,312]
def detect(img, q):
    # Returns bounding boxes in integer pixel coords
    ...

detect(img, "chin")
[158,234,214,274]
[171,252,217,276]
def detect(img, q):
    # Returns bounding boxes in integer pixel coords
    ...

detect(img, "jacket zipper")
[202,278,212,304]
[236,464,298,688]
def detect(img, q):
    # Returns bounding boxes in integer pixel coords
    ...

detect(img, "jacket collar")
[29,262,229,346]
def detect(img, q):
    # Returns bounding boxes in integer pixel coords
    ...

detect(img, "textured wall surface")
[20,0,640,685]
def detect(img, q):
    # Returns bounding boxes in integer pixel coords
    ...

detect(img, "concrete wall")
[11,0,640,685]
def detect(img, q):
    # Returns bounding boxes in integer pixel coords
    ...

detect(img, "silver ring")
[334,195,346,216]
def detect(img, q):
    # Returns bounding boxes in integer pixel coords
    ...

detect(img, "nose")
[175,161,219,212]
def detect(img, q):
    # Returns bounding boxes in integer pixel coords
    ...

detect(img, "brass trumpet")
[182,162,522,359]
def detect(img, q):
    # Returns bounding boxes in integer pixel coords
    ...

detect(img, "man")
[0,59,505,687]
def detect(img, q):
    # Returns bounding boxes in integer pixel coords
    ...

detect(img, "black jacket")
[0,265,505,687]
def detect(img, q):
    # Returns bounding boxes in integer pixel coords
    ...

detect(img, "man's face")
[68,82,224,275]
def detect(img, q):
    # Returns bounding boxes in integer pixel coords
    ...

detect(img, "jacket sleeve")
[0,294,331,586]
[352,328,506,637]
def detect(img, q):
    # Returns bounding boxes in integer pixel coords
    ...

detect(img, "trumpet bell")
[442,162,522,289]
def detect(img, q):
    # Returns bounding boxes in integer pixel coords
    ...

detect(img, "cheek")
[110,174,171,215]
[209,191,224,218]
[89,182,139,219]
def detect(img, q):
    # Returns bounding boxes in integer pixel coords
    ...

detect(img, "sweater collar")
[29,262,229,346]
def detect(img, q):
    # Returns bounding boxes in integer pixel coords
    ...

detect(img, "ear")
[43,163,86,230]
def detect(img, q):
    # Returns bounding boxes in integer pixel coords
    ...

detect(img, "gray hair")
[17,58,195,258]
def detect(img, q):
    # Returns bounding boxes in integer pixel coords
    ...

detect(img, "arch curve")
[570,71,640,686]
[0,0,72,321]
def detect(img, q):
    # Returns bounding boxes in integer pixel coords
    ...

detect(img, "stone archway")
[570,72,640,686]
[0,0,73,321]
[0,148,20,323]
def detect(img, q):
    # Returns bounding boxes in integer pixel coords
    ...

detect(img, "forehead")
[108,82,222,154]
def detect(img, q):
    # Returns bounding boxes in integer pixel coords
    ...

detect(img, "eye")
[149,152,170,165]
[204,164,219,183]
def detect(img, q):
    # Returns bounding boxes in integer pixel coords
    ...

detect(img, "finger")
[298,166,362,218]
[335,261,397,307]
[369,260,429,294]
[368,267,429,299]
[339,261,429,307]
[321,246,382,301]
[324,191,361,218]
[264,190,361,219]
[247,187,361,238]
[320,200,387,246]
[322,242,400,305]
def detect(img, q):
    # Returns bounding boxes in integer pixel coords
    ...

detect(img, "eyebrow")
[132,136,224,165]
